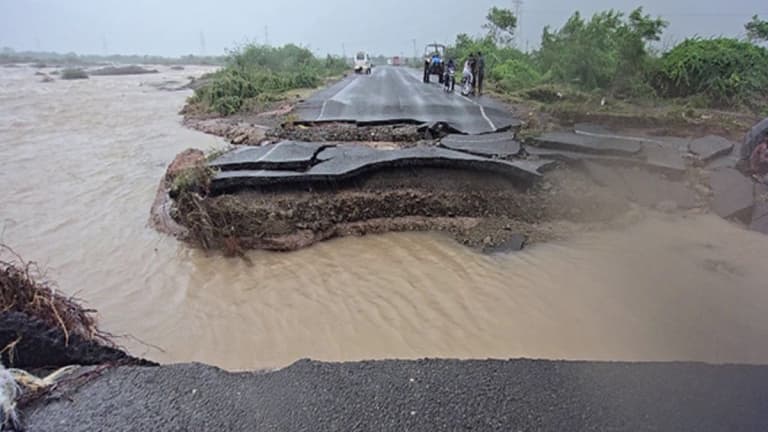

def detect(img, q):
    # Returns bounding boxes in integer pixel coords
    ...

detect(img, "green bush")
[491,59,541,90]
[655,38,768,107]
[192,43,343,115]
[535,8,666,93]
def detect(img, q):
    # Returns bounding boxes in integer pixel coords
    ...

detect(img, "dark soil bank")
[173,165,636,253]
[0,312,153,369]
[25,359,768,431]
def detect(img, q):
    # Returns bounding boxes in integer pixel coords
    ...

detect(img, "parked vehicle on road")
[423,43,445,84]
[460,59,474,96]
[354,52,372,75]
[443,61,456,92]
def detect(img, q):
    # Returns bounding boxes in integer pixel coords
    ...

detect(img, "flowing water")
[2,65,768,371]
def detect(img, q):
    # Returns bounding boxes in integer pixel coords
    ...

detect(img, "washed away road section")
[295,66,519,134]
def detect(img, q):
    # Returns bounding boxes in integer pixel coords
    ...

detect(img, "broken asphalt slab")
[581,161,697,209]
[208,141,330,171]
[526,144,687,175]
[570,125,692,174]
[210,145,549,194]
[295,67,520,135]
[750,183,768,234]
[709,168,755,221]
[574,123,666,146]
[439,132,521,158]
[531,132,644,156]
[689,135,735,163]
[24,359,768,432]
[641,145,687,175]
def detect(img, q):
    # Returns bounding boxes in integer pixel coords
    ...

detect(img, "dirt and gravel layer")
[166,161,663,254]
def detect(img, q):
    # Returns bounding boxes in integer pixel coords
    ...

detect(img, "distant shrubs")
[491,59,541,91]
[450,6,767,110]
[654,38,768,107]
[60,68,88,80]
[191,44,347,116]
[536,8,666,94]
[89,65,158,76]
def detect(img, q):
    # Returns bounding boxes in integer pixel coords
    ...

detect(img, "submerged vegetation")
[0,244,113,355]
[188,44,348,115]
[448,7,768,111]
[59,68,89,80]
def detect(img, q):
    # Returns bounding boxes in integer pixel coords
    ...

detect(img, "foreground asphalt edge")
[26,358,768,431]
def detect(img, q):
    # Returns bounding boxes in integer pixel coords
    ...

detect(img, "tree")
[484,7,517,45]
[535,8,666,92]
[746,15,768,42]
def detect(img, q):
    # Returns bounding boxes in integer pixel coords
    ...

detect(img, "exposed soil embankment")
[0,246,153,370]
[157,148,654,254]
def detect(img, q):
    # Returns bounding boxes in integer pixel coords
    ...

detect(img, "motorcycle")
[443,66,456,92]
[460,71,474,96]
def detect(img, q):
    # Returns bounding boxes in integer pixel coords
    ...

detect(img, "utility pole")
[512,0,523,48]
[342,43,346,59]
[412,39,417,62]
[264,25,270,46]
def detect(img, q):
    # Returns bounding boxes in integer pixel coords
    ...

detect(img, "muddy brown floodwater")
[2,66,768,371]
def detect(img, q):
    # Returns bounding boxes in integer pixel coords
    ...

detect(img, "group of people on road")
[457,52,485,97]
[443,52,485,96]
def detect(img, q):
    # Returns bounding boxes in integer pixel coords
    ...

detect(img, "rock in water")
[483,234,526,254]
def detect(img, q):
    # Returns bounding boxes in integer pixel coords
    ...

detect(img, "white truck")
[354,52,372,75]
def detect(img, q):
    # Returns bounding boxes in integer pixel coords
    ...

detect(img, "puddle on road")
[2,66,768,371]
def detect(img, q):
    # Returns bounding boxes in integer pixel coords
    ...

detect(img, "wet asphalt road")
[295,66,518,134]
[26,359,768,431]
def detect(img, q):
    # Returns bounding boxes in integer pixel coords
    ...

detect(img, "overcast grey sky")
[1,0,766,57]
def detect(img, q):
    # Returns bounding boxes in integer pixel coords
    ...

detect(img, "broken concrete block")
[689,135,735,162]
[709,168,755,221]
[750,184,768,234]
[532,132,643,156]
[483,233,526,254]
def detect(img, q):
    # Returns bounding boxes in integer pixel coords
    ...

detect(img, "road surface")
[296,66,519,134]
[26,359,768,431]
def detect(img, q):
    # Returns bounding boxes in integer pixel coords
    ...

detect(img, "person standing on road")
[740,117,768,171]
[750,139,768,183]
[475,51,486,96]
